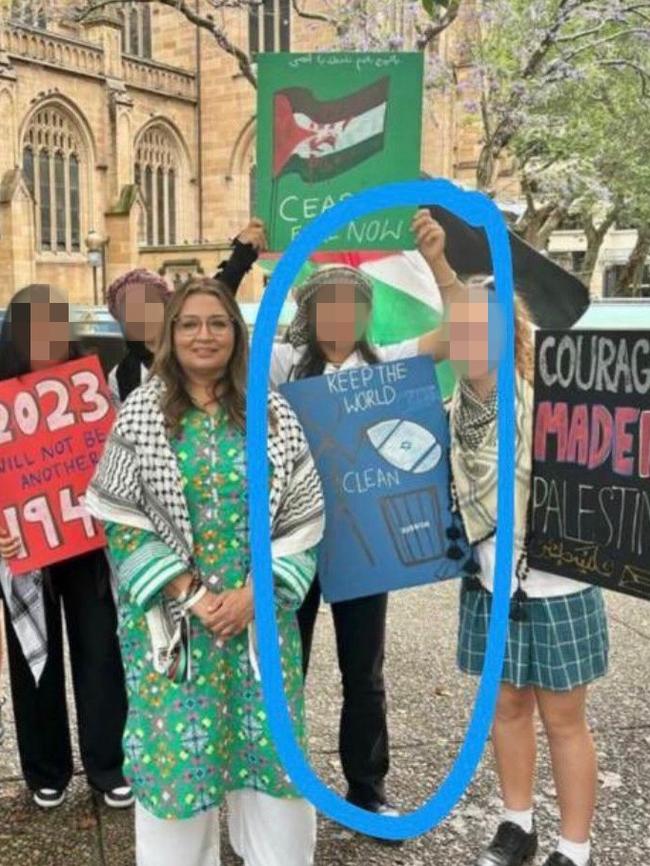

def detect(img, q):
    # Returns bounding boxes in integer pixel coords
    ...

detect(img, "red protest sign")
[0,356,115,575]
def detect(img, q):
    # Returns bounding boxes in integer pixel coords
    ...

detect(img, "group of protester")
[0,211,606,866]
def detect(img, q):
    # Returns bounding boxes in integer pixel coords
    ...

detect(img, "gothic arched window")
[135,125,179,247]
[120,3,152,59]
[22,106,85,253]
[249,0,290,55]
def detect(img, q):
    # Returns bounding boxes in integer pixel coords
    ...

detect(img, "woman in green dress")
[86,278,324,866]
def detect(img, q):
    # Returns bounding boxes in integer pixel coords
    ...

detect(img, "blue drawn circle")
[246,178,515,840]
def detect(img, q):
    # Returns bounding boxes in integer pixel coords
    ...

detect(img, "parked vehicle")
[572,296,650,329]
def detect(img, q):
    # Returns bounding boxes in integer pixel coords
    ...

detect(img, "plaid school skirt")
[457,580,609,691]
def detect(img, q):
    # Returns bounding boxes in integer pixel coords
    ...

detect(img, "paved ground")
[1,581,649,866]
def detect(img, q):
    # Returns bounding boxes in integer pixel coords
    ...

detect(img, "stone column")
[81,9,124,81]
[82,10,140,288]
[0,170,37,302]
[0,52,34,300]
[0,49,17,177]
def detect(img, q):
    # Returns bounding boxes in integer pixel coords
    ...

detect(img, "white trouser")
[135,789,317,866]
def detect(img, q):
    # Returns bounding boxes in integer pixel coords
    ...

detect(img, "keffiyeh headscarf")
[284,266,374,348]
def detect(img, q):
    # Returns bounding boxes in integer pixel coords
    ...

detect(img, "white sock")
[502,807,533,833]
[557,837,591,866]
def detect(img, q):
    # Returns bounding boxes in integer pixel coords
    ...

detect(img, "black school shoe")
[542,853,591,866]
[476,821,538,866]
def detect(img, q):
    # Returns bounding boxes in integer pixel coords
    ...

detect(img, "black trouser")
[298,575,389,807]
[3,550,128,792]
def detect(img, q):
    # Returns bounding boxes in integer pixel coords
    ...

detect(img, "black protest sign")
[527,330,650,600]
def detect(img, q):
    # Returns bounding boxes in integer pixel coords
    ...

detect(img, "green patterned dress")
[105,408,316,820]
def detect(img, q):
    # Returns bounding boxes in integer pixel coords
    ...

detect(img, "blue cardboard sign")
[280,354,469,602]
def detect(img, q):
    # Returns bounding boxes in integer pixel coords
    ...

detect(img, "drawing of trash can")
[380,486,445,565]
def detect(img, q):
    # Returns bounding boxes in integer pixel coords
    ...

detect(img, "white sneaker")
[33,788,67,809]
[103,786,135,809]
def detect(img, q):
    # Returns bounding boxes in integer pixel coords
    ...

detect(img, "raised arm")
[214,218,267,295]
[411,209,469,361]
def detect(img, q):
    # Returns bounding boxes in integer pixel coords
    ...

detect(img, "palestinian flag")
[422,197,590,329]
[273,77,389,182]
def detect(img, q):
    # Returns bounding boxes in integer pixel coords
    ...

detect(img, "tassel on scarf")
[509,585,529,622]
[445,524,464,560]
[461,555,483,591]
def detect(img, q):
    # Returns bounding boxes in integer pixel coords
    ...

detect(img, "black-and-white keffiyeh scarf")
[449,372,534,553]
[0,554,113,685]
[0,565,47,683]
[454,378,498,452]
[85,377,325,679]
[284,266,374,348]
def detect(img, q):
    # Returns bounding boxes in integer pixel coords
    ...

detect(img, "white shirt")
[476,536,591,599]
[269,339,420,389]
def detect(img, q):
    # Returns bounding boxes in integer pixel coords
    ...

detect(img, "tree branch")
[555,22,609,43]
[559,26,650,65]
[415,0,461,50]
[291,0,343,34]
[621,2,650,16]
[598,58,650,97]
[520,0,581,79]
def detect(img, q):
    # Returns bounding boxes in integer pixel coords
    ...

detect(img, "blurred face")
[446,287,500,380]
[173,292,236,381]
[121,283,166,349]
[23,288,72,371]
[313,282,371,348]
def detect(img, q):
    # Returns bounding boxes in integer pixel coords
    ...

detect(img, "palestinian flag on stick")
[273,77,389,182]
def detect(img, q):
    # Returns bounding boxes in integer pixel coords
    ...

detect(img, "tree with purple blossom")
[506,12,650,292]
[455,0,650,193]
[32,0,461,87]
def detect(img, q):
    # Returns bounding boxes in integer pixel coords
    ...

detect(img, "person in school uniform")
[412,210,607,866]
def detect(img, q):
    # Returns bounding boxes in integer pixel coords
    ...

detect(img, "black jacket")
[113,239,259,403]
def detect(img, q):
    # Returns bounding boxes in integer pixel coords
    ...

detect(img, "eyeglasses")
[173,315,235,337]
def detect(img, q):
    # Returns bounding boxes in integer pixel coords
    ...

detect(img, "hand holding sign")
[0,356,115,575]
[412,210,447,266]
[235,218,268,252]
[0,528,21,561]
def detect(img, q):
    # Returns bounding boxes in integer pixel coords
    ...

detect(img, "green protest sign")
[256,53,423,251]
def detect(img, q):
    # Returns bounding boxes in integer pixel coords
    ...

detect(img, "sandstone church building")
[0,1,487,305]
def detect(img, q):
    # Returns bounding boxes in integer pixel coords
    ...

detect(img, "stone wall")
[0,2,498,308]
